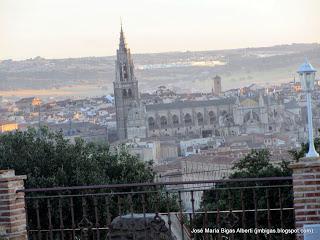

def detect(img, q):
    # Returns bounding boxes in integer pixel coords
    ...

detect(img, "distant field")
[1,43,319,99]
[0,84,107,100]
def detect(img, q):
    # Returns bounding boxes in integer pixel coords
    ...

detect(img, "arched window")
[209,111,216,124]
[160,116,168,128]
[148,117,155,129]
[223,113,234,127]
[122,89,127,98]
[197,112,204,125]
[122,64,128,80]
[184,113,192,125]
[172,115,179,125]
[128,89,133,98]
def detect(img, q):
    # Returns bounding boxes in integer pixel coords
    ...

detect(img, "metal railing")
[19,177,294,240]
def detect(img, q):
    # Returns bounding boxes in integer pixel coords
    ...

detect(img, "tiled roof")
[145,98,235,111]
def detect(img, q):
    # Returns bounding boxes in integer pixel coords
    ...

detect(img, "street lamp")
[298,60,319,158]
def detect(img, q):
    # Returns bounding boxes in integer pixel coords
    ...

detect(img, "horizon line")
[1,42,319,62]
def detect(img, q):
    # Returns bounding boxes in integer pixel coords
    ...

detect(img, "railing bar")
[35,199,41,240]
[47,199,53,240]
[105,196,112,240]
[279,188,284,240]
[70,197,76,240]
[204,209,208,240]
[165,192,172,236]
[22,184,293,199]
[253,189,259,240]
[228,190,235,240]
[118,196,122,220]
[266,189,271,240]
[80,197,89,240]
[241,190,247,240]
[128,192,136,240]
[141,193,147,240]
[154,186,160,216]
[178,191,185,240]
[25,198,30,236]
[28,228,110,232]
[19,176,293,193]
[93,196,100,240]
[216,190,221,240]
[190,190,195,239]
[58,197,65,240]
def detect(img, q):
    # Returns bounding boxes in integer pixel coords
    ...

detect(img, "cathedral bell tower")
[113,25,140,140]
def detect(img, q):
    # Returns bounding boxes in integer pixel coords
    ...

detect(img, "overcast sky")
[1,0,319,60]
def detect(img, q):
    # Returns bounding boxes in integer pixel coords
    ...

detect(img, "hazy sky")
[1,0,319,60]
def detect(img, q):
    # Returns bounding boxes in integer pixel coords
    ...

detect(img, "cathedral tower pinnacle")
[113,25,140,140]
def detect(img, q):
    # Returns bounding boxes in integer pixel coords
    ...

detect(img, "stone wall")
[290,157,320,240]
[0,170,27,240]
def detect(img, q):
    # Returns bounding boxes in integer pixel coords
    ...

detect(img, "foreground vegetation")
[0,127,154,188]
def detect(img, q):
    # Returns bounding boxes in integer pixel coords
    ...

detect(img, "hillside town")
[2,0,320,238]
[1,48,319,184]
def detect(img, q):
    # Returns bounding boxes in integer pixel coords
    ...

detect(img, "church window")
[128,89,133,98]
[122,64,128,80]
[160,116,168,127]
[197,112,204,125]
[172,115,179,125]
[122,89,127,98]
[184,113,192,125]
[148,117,155,129]
[225,113,234,125]
[209,111,216,124]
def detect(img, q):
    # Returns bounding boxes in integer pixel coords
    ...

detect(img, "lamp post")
[298,60,319,158]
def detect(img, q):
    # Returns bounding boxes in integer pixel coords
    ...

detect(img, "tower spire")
[119,20,126,49]
[114,23,140,140]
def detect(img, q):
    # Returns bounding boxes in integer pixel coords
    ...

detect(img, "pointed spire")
[119,20,127,50]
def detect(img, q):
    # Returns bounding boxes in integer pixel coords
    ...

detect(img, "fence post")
[290,157,320,240]
[0,170,27,240]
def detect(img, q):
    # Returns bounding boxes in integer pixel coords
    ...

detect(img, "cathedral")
[113,25,141,140]
[113,27,301,141]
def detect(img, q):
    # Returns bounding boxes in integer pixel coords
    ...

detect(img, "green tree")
[193,149,294,240]
[288,136,320,161]
[231,149,292,178]
[0,127,154,188]
[0,127,178,235]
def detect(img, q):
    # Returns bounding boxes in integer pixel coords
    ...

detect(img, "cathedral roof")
[145,98,235,111]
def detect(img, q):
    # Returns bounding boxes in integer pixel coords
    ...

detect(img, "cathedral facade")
[114,28,301,141]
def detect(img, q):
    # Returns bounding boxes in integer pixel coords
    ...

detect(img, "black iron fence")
[19,177,294,240]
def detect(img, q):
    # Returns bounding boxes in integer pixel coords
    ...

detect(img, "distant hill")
[0,43,319,96]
